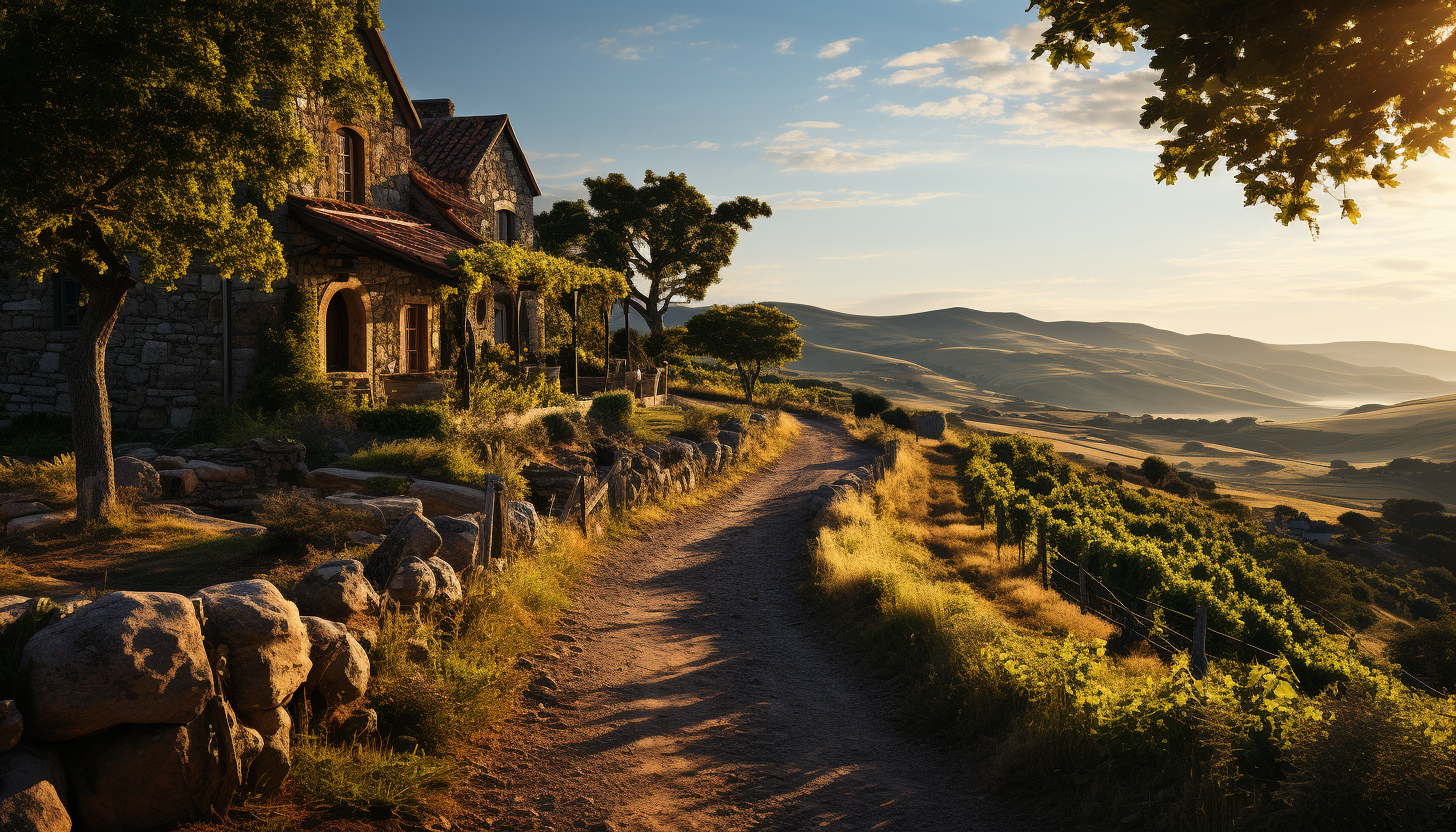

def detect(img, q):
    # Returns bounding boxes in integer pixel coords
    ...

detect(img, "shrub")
[355,405,450,439]
[240,286,347,417]
[289,733,455,815]
[878,407,914,431]
[337,439,487,488]
[1383,498,1446,526]
[588,391,635,428]
[0,454,76,506]
[362,476,411,497]
[1338,510,1379,537]
[254,491,379,553]
[0,413,72,459]
[679,404,726,441]
[1140,455,1172,484]
[1208,499,1252,522]
[1388,618,1456,691]
[538,411,577,444]
[851,389,891,418]
[1331,459,1351,469]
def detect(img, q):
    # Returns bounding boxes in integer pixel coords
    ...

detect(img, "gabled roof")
[288,196,471,283]
[412,115,542,196]
[410,168,485,243]
[360,28,422,131]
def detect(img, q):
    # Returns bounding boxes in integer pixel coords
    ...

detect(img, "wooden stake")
[1192,604,1209,680]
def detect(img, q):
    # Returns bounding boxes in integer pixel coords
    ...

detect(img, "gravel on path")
[455,417,1021,832]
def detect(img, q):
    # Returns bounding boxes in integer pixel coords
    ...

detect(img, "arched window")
[496,210,518,244]
[337,129,363,203]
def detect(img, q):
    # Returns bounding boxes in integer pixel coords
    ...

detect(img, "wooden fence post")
[1192,605,1209,680]
[1078,566,1089,615]
[1037,515,1048,591]
[577,475,589,536]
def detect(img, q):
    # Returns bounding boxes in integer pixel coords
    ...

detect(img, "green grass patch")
[337,439,488,489]
[288,734,455,815]
[0,454,76,505]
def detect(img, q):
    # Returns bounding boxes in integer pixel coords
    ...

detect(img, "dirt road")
[456,418,1017,831]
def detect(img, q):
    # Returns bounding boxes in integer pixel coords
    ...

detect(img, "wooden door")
[405,304,427,373]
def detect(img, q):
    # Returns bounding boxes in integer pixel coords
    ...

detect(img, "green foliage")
[536,172,772,332]
[1027,1,1456,229]
[679,405,728,441]
[337,439,488,489]
[1388,619,1456,692]
[1339,510,1380,537]
[1267,546,1378,631]
[851,389,891,418]
[683,304,803,403]
[0,454,76,506]
[588,392,636,429]
[448,241,627,299]
[1208,499,1252,523]
[1140,455,1172,485]
[242,286,347,417]
[1383,498,1446,526]
[354,405,450,439]
[0,413,73,459]
[254,491,379,553]
[961,434,1379,688]
[289,733,455,815]
[538,411,578,444]
[643,326,690,363]
[361,476,410,497]
[878,407,914,431]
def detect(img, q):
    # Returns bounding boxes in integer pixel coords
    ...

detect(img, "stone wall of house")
[469,140,536,247]
[290,84,413,211]
[0,274,240,431]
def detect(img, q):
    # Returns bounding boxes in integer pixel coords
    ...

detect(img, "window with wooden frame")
[496,209,518,244]
[404,303,429,373]
[337,128,363,203]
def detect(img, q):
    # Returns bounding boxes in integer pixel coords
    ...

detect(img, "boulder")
[293,559,380,629]
[5,513,71,538]
[113,456,161,498]
[348,530,382,545]
[63,715,221,830]
[121,447,159,464]
[301,617,369,709]
[508,501,539,546]
[0,700,22,754]
[750,411,771,425]
[431,515,479,572]
[387,556,436,606]
[191,581,311,712]
[158,467,198,497]
[185,460,253,484]
[0,743,70,832]
[20,591,212,742]
[152,455,187,471]
[722,417,746,433]
[322,495,387,531]
[363,512,441,589]
[717,430,743,449]
[914,410,947,440]
[238,706,290,797]
[303,467,401,490]
[408,479,488,517]
[364,496,424,524]
[148,504,265,537]
[424,557,463,603]
[698,441,722,468]
[0,502,48,523]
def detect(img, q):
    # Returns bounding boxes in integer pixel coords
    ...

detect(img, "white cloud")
[625,14,700,36]
[785,120,842,129]
[886,36,1012,67]
[769,190,960,209]
[765,146,963,172]
[532,152,580,160]
[692,140,720,150]
[775,37,796,55]
[876,94,1002,119]
[818,38,862,59]
[817,95,830,102]
[819,66,862,87]
[598,38,646,61]
[882,67,946,85]
[821,252,889,259]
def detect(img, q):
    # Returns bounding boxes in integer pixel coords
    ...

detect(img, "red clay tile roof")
[412,115,508,181]
[410,168,485,242]
[288,196,474,282]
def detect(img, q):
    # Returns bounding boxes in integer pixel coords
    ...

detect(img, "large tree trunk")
[60,267,133,521]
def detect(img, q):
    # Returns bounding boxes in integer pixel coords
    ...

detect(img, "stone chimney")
[412,98,454,123]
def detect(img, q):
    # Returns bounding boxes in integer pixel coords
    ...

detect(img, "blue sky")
[380,0,1456,350]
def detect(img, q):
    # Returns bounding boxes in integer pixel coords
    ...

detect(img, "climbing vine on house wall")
[448,243,628,300]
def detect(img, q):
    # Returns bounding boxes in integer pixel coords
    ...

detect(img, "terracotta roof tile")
[288,196,474,281]
[411,115,507,181]
[410,168,486,242]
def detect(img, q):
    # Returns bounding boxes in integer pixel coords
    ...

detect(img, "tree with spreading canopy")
[536,171,772,334]
[1028,1,1456,232]
[683,304,803,404]
[0,0,388,520]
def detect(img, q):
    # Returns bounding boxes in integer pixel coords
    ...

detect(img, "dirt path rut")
[457,418,1017,831]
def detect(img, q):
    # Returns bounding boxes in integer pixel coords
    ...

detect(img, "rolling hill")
[1279,341,1456,382]
[660,303,1456,419]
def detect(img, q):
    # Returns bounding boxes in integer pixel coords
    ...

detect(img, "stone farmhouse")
[0,27,546,432]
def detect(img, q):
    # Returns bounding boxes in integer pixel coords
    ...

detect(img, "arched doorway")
[326,292,351,371]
